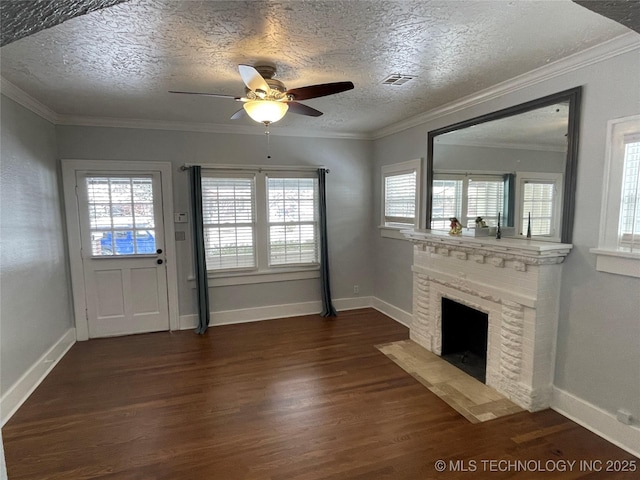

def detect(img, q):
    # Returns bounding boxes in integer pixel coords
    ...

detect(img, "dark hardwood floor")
[3,308,637,479]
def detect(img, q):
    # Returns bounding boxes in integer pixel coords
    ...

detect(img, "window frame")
[265,172,320,268]
[514,171,564,242]
[201,172,257,273]
[430,171,506,230]
[198,168,321,286]
[380,158,423,239]
[591,114,640,278]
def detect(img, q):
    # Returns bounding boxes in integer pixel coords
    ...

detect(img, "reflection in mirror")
[427,87,581,243]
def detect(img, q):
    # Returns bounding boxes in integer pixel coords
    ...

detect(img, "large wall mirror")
[426,87,582,243]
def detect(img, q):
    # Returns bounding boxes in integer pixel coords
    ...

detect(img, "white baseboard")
[551,387,640,459]
[1,328,76,427]
[179,296,375,330]
[371,297,413,327]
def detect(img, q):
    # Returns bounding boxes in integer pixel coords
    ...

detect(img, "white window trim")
[380,158,423,239]
[591,114,640,278]
[198,168,321,281]
[514,171,563,242]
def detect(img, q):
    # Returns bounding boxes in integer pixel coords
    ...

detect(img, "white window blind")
[431,174,503,229]
[431,178,462,229]
[267,176,319,266]
[201,176,256,270]
[619,139,640,249]
[466,178,504,228]
[384,171,417,226]
[522,181,555,236]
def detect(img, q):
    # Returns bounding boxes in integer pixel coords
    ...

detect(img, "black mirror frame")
[426,86,582,244]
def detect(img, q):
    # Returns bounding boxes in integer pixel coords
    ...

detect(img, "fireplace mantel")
[401,229,572,265]
[402,228,573,411]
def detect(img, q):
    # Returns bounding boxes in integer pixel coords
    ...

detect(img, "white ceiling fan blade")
[238,64,270,94]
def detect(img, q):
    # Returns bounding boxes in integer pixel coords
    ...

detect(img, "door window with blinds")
[431,174,504,229]
[381,159,422,230]
[85,176,157,256]
[200,170,319,273]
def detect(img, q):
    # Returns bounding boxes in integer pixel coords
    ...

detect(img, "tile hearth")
[377,339,523,423]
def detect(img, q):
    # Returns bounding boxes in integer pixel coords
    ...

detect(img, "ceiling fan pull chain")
[265,123,272,159]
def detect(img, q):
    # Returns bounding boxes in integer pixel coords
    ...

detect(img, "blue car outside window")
[100,231,156,255]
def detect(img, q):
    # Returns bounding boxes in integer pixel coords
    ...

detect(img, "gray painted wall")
[434,143,566,173]
[372,48,640,422]
[0,95,73,394]
[55,127,375,316]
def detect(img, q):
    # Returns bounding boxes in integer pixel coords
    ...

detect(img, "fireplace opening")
[441,298,488,383]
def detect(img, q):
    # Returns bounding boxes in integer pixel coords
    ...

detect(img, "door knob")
[157,259,164,265]
[156,248,163,254]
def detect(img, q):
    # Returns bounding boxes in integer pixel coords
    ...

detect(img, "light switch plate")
[174,213,188,223]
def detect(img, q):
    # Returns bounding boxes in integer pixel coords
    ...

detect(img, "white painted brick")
[409,240,566,412]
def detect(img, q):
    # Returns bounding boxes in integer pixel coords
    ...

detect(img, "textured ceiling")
[0,0,633,135]
[0,0,130,47]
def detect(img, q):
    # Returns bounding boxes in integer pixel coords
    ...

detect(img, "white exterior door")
[63,161,178,340]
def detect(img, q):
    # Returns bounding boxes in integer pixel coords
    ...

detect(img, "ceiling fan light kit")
[243,100,289,124]
[171,64,354,127]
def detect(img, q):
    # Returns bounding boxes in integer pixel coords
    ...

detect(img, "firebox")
[441,298,488,383]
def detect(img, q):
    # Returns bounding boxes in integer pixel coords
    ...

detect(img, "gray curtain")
[189,166,210,334]
[317,168,337,317]
[503,173,516,227]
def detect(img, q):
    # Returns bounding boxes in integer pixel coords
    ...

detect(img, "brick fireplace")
[402,229,572,412]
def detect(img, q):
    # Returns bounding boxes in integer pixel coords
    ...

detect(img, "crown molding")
[371,32,640,140]
[0,77,58,124]
[54,114,372,140]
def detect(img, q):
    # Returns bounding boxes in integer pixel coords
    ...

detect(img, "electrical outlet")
[617,409,633,425]
[353,285,359,294]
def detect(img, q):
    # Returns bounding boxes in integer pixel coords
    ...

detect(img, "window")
[267,175,318,266]
[431,178,462,230]
[431,173,504,229]
[515,172,563,240]
[85,175,157,256]
[619,138,640,248]
[592,115,640,278]
[202,175,256,270]
[380,159,422,239]
[200,170,320,280]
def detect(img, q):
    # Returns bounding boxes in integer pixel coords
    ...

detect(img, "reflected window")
[431,174,504,229]
[516,172,563,239]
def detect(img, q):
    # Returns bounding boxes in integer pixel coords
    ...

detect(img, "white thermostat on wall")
[174,212,188,223]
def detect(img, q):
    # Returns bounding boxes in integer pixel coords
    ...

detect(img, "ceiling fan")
[170,64,354,126]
